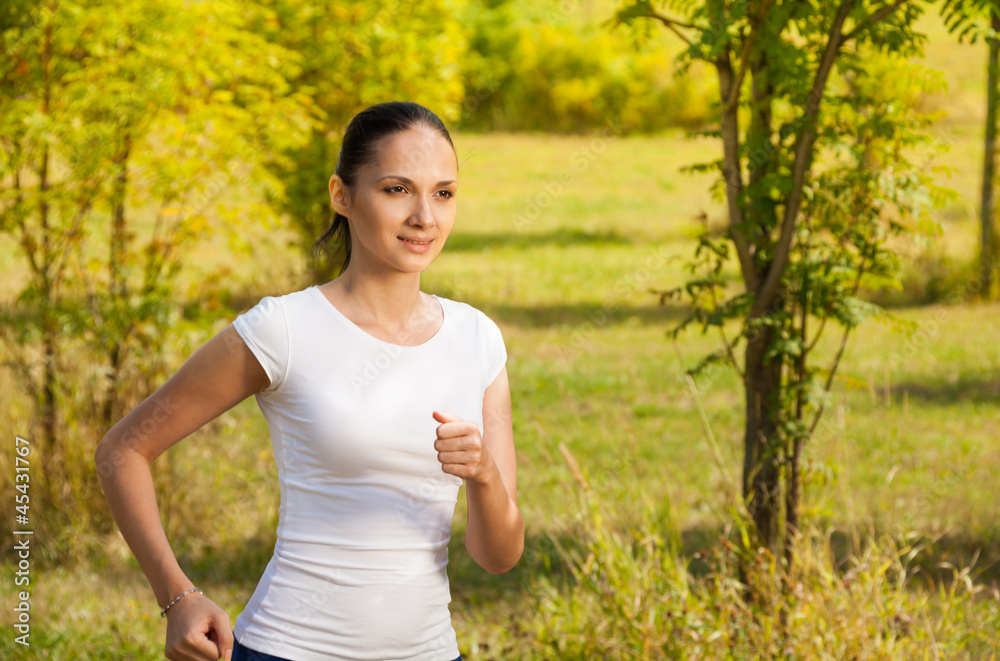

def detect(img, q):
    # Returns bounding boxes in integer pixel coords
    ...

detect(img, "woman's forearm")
[93,324,266,612]
[464,456,524,574]
[95,443,195,608]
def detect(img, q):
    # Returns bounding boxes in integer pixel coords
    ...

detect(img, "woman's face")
[329,125,458,274]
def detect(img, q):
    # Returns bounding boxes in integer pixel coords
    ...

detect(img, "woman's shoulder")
[435,293,480,319]
[434,294,503,335]
[232,286,321,336]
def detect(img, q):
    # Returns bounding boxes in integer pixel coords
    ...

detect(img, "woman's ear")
[329,174,350,217]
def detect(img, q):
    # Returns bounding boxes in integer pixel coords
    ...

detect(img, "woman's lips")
[398,236,433,253]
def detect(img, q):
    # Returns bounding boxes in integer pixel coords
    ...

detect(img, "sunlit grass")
[3,20,1000,655]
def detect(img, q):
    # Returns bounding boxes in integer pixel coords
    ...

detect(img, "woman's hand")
[164,592,233,661]
[432,410,494,484]
[432,372,524,574]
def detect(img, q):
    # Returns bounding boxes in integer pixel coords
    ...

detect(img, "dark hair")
[313,101,457,275]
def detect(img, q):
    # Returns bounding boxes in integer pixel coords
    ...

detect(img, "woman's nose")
[407,196,435,228]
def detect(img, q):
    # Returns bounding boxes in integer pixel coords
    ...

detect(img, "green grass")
[5,124,999,655]
[3,16,1000,657]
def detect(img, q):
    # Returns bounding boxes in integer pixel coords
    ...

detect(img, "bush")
[864,246,994,308]
[455,0,715,134]
[524,452,999,660]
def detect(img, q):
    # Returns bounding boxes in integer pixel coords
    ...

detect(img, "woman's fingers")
[437,449,481,464]
[208,609,234,660]
[433,414,478,441]
[433,434,481,452]
[164,596,233,661]
[432,411,494,480]
[433,416,489,479]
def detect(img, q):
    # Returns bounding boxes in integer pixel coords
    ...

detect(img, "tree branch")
[750,0,854,318]
[640,11,695,46]
[51,198,93,284]
[716,48,759,292]
[645,10,696,30]
[708,273,747,385]
[808,200,878,438]
[724,0,777,115]
[839,0,911,46]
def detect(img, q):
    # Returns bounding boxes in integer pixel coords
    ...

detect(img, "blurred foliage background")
[1,0,999,658]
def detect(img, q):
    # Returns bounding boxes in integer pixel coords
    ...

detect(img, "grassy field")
[3,11,1000,659]
[2,124,998,656]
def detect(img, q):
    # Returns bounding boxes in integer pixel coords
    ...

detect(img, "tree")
[0,0,312,542]
[0,0,85,511]
[941,0,1000,300]
[63,0,313,428]
[610,0,952,565]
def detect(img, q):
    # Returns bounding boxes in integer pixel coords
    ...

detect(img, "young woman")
[96,101,524,661]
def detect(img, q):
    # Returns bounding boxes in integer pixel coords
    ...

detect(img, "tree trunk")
[104,136,131,429]
[110,142,130,300]
[742,314,784,552]
[38,3,56,512]
[981,12,1000,301]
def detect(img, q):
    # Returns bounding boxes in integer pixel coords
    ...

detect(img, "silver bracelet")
[160,587,203,618]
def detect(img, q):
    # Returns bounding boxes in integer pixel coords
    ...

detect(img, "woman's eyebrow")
[376,175,457,186]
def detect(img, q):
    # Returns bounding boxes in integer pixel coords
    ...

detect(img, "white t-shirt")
[230,285,507,661]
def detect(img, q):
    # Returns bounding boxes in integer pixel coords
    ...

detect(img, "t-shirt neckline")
[309,285,447,349]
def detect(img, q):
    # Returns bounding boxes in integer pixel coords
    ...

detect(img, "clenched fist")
[432,410,495,484]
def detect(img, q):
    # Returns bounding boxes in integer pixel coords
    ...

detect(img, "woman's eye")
[438,190,455,199]
[384,186,406,194]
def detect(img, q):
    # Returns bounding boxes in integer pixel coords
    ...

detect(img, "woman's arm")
[94,324,268,660]
[433,366,523,574]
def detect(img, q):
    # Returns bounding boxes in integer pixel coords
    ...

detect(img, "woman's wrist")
[468,448,501,488]
[155,569,197,610]
[160,587,203,617]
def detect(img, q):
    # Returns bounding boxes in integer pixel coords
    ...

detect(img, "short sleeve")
[480,312,508,392]
[232,295,289,393]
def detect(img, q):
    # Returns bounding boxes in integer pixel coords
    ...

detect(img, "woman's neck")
[324,267,429,332]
